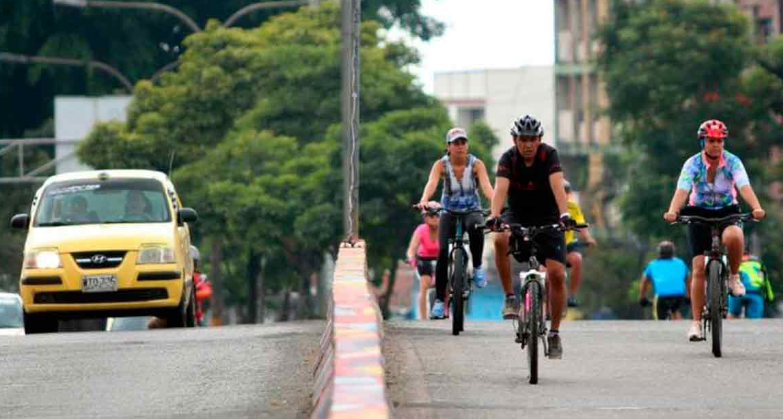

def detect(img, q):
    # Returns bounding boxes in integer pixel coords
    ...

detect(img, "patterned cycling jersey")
[440,154,481,211]
[676,150,749,209]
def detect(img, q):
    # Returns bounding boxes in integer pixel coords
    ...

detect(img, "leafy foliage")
[75,3,449,319]
[595,0,783,312]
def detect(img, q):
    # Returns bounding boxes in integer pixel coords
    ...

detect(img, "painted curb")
[312,241,390,419]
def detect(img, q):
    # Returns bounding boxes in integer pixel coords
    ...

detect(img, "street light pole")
[0,52,133,93]
[53,0,202,33]
[224,1,310,28]
[342,0,360,242]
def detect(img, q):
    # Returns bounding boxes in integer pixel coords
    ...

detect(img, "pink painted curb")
[311,241,390,419]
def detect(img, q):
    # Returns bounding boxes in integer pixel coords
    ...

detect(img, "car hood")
[27,224,175,253]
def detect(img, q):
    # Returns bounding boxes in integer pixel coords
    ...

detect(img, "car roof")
[41,170,171,187]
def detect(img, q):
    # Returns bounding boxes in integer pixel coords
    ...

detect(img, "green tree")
[0,0,441,139]
[595,0,783,313]
[76,3,446,321]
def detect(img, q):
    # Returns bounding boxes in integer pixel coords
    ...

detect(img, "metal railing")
[0,138,81,184]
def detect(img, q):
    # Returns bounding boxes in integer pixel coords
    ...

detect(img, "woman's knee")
[494,232,510,248]
[722,225,744,245]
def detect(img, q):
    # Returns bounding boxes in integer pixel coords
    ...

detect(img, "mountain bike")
[673,212,753,357]
[495,221,586,384]
[440,208,489,335]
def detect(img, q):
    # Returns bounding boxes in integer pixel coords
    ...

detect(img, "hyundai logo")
[90,254,108,264]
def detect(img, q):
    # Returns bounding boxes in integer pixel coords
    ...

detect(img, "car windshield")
[0,298,23,328]
[34,178,171,226]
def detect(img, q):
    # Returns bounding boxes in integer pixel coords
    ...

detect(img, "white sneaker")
[728,274,746,297]
[688,322,703,342]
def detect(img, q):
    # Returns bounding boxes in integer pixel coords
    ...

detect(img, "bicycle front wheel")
[708,260,723,357]
[527,280,540,384]
[451,249,465,336]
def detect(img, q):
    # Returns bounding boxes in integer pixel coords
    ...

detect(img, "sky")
[390,1,555,94]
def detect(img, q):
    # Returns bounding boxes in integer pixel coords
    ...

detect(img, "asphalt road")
[0,321,324,419]
[384,319,783,419]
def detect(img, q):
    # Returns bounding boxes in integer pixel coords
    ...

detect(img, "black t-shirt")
[496,143,563,224]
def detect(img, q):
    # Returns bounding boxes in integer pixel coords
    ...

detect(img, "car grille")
[72,251,127,269]
[34,288,168,304]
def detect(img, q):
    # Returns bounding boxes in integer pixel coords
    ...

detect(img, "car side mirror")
[177,208,198,225]
[10,214,30,230]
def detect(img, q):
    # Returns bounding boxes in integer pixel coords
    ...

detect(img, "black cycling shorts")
[656,296,685,320]
[681,205,741,259]
[416,258,436,277]
[501,211,566,265]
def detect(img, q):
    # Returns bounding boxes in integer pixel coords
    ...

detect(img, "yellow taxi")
[10,170,198,334]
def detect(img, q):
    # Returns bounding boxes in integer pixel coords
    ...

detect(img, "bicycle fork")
[700,260,729,340]
[513,271,548,353]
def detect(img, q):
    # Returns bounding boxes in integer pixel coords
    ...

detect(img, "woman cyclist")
[406,204,442,320]
[416,127,494,319]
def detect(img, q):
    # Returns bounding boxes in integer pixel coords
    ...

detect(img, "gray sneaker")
[502,295,520,319]
[547,333,563,359]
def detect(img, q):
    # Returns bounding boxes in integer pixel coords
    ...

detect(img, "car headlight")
[24,248,62,269]
[136,244,176,265]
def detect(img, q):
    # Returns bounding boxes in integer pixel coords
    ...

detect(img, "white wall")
[55,96,133,174]
[434,66,555,163]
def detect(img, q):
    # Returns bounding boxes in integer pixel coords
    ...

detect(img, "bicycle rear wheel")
[708,260,723,357]
[527,281,540,384]
[451,249,465,336]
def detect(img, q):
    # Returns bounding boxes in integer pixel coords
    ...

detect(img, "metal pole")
[0,52,133,93]
[224,0,309,27]
[18,143,24,177]
[341,0,360,242]
[54,0,201,33]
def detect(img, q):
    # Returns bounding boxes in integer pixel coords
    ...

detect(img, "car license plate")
[82,274,118,293]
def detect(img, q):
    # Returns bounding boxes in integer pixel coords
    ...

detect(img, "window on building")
[456,107,485,129]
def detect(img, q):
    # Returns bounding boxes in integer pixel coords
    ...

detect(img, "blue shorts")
[728,293,764,319]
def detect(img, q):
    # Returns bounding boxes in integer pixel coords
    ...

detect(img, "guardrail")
[311,241,390,418]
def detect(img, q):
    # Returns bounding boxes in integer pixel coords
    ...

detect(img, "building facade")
[433,67,555,163]
[553,0,783,228]
[554,0,612,228]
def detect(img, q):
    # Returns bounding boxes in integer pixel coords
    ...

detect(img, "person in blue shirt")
[638,241,691,320]
[728,252,774,319]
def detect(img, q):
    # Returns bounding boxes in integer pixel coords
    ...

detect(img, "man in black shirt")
[487,115,573,359]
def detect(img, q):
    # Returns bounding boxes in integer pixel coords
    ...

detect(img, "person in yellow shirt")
[564,181,597,307]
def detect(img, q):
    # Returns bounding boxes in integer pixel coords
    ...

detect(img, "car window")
[34,178,172,226]
[0,298,23,328]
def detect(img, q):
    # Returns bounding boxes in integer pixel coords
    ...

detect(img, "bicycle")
[417,206,488,335]
[492,221,587,384]
[672,212,754,357]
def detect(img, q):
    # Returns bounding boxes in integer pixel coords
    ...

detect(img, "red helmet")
[697,119,728,139]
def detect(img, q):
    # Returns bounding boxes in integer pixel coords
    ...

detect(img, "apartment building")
[554,0,783,228]
[433,67,555,164]
[554,0,612,228]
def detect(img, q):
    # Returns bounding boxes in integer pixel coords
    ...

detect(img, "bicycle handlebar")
[673,213,754,226]
[484,222,589,237]
[410,204,489,217]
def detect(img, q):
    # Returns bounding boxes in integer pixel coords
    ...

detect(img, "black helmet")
[510,115,544,137]
[657,241,674,259]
